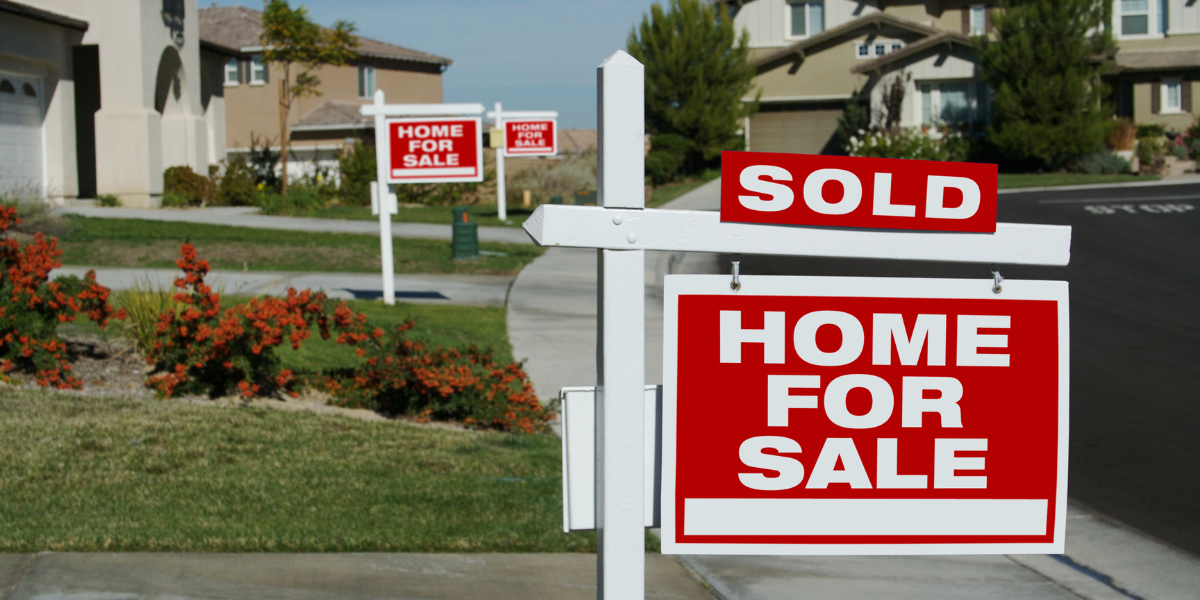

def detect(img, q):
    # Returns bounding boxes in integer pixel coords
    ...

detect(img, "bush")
[337,139,375,207]
[161,192,189,208]
[847,128,968,162]
[506,151,596,205]
[1106,118,1138,151]
[115,279,186,356]
[0,206,124,388]
[1136,136,1166,174]
[247,133,281,192]
[1169,140,1189,160]
[1072,152,1131,174]
[1136,124,1166,139]
[144,243,342,398]
[214,155,258,206]
[327,320,553,434]
[163,166,214,206]
[96,194,120,207]
[253,186,327,216]
[646,133,689,185]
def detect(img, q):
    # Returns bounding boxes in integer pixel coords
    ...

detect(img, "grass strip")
[0,390,619,552]
[55,216,542,276]
[307,205,534,228]
[648,180,710,208]
[997,173,1160,190]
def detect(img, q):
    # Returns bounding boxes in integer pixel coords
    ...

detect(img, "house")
[0,0,220,207]
[729,0,1200,156]
[198,5,452,177]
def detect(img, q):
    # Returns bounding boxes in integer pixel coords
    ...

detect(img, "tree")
[975,0,1116,170]
[260,0,357,196]
[627,0,758,174]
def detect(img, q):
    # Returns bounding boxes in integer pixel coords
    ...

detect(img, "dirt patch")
[1,335,154,399]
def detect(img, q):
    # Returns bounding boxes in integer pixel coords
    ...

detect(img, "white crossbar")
[359,103,485,117]
[523,205,1072,266]
[486,110,559,119]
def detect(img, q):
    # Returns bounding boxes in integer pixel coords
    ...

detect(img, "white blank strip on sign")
[684,499,1048,537]
[392,167,475,177]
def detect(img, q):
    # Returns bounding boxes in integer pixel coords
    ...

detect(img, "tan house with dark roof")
[731,0,1200,156]
[198,5,451,175]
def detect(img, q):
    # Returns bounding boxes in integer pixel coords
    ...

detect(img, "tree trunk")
[279,65,289,197]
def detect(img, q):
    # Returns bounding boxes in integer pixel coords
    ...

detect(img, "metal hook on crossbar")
[991,264,1003,294]
[731,254,741,292]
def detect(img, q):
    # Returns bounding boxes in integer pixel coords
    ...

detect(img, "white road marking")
[1083,203,1194,214]
[1042,194,1199,205]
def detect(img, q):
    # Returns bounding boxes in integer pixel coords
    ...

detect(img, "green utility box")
[574,190,597,205]
[451,207,479,261]
[550,195,563,204]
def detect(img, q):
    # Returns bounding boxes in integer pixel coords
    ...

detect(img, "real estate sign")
[504,118,557,156]
[720,152,999,233]
[386,117,483,184]
[661,275,1068,555]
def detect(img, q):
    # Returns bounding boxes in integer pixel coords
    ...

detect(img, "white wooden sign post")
[360,91,486,304]
[487,104,559,222]
[523,50,1072,600]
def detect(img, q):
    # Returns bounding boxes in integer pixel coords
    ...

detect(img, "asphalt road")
[732,182,1200,556]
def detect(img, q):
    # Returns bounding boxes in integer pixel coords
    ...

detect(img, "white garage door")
[0,74,44,197]
[749,107,843,155]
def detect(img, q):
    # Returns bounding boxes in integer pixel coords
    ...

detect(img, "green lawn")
[648,180,710,208]
[55,216,542,275]
[309,204,535,228]
[0,390,604,553]
[997,172,1160,189]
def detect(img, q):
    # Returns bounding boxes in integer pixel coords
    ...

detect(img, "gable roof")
[292,101,371,131]
[0,0,87,31]
[1111,49,1200,73]
[850,30,975,74]
[198,5,451,67]
[753,12,944,71]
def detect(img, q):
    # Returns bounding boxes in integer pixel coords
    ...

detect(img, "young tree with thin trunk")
[975,0,1116,170]
[627,0,758,174]
[260,0,357,196]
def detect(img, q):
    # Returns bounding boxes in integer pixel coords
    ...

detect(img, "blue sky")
[210,0,660,128]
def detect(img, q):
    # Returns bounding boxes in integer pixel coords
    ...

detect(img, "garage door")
[749,105,843,155]
[0,74,44,196]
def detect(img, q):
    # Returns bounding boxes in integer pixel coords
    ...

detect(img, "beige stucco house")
[1,0,220,206]
[731,0,1200,155]
[198,5,451,179]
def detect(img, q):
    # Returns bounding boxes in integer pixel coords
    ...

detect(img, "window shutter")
[1151,80,1161,114]
[1183,80,1192,112]
[237,60,244,84]
[962,8,970,34]
[262,62,269,84]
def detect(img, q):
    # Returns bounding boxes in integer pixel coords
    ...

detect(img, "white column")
[595,49,646,600]
[372,90,395,305]
[495,101,507,222]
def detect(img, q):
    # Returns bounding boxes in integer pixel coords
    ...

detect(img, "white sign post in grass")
[523,50,1073,600]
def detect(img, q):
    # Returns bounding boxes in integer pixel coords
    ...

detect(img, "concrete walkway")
[0,553,715,599]
[56,205,533,245]
[505,178,1200,600]
[52,266,514,306]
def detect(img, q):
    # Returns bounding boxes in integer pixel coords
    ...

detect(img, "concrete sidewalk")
[505,178,1200,599]
[52,266,515,306]
[56,205,533,245]
[0,553,716,599]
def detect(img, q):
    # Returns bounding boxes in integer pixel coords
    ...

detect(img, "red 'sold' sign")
[505,119,557,156]
[662,275,1068,555]
[387,117,483,184]
[720,151,998,233]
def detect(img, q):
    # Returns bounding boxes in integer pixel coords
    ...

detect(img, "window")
[969,5,986,35]
[857,41,903,58]
[21,83,35,97]
[920,80,990,128]
[0,80,13,94]
[1163,79,1182,112]
[874,43,886,56]
[1121,0,1149,35]
[891,42,903,53]
[789,1,824,38]
[857,43,870,58]
[249,54,268,85]
[357,65,376,98]
[224,58,240,87]
[1159,0,1168,34]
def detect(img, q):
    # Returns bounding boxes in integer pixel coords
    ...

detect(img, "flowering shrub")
[846,128,968,162]
[327,318,552,433]
[145,243,340,398]
[0,205,124,388]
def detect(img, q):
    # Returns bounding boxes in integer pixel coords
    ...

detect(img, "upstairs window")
[224,58,240,86]
[358,65,376,98]
[249,54,268,85]
[969,5,986,35]
[1121,0,1150,35]
[1159,0,1168,34]
[855,41,903,59]
[789,1,824,38]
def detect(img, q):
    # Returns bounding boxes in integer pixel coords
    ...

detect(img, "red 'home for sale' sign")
[661,275,1068,555]
[387,117,483,184]
[720,151,999,233]
[504,119,557,156]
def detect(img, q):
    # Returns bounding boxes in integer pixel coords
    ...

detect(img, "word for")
[738,167,982,220]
